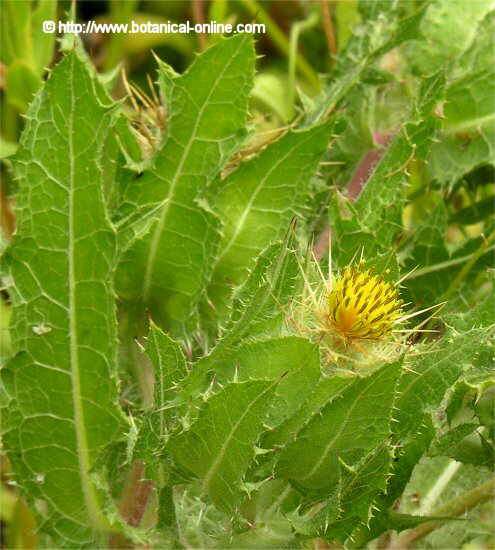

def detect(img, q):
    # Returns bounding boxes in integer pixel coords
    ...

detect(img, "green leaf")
[205,232,300,368]
[404,0,494,76]
[133,322,188,470]
[263,376,353,449]
[429,423,494,470]
[146,322,188,421]
[321,443,394,541]
[396,326,487,438]
[207,120,335,318]
[214,336,321,429]
[174,234,299,419]
[330,72,445,266]
[276,362,402,496]
[308,4,426,124]
[169,380,277,512]
[1,51,125,546]
[427,14,495,187]
[350,415,436,547]
[115,34,255,334]
[354,315,493,545]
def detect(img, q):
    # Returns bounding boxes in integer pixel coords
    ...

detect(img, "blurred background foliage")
[0,0,494,548]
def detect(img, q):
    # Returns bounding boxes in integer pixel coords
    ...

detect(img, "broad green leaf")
[1,51,125,546]
[169,380,276,512]
[319,443,393,541]
[115,34,255,334]
[207,120,335,318]
[276,362,402,495]
[287,444,394,542]
[350,415,436,547]
[396,326,489,438]
[204,233,299,368]
[354,313,493,545]
[427,13,495,187]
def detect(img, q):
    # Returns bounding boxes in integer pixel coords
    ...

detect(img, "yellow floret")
[327,265,402,342]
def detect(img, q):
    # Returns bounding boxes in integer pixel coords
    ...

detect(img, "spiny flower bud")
[327,264,402,343]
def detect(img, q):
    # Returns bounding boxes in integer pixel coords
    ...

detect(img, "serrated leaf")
[133,322,188,469]
[429,423,494,470]
[308,4,426,124]
[214,336,321,429]
[204,231,300,368]
[319,443,393,541]
[173,235,300,426]
[263,376,353,449]
[207,120,335,318]
[169,380,277,512]
[397,325,492,438]
[115,34,255,334]
[350,415,436,547]
[276,362,402,496]
[1,51,125,546]
[427,13,495,187]
[353,313,493,546]
[330,72,445,266]
[405,0,494,76]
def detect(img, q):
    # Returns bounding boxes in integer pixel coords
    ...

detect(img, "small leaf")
[169,380,277,511]
[276,362,402,495]
[214,336,321,429]
[429,423,494,470]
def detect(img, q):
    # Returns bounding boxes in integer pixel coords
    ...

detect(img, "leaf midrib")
[68,54,105,530]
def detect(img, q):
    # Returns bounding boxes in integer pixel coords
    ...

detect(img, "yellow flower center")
[327,265,402,342]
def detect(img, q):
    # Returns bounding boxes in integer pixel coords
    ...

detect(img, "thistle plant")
[1,3,494,549]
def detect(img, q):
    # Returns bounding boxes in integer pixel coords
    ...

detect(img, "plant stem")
[393,477,495,548]
[238,0,321,91]
[288,11,320,116]
[109,460,155,548]
[320,0,337,59]
[192,0,207,50]
[406,242,495,281]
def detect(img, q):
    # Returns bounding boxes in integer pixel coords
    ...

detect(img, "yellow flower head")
[327,264,402,343]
